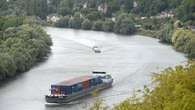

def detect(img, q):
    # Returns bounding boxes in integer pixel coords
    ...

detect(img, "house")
[47,14,62,22]
[133,1,138,8]
[112,17,116,22]
[98,4,107,13]
[83,2,88,8]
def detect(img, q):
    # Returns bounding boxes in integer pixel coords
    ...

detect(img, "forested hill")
[0,0,194,24]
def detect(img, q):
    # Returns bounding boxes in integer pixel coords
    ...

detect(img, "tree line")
[0,0,194,25]
[0,17,52,81]
[55,12,136,35]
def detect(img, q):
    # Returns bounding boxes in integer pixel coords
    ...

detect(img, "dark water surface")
[0,27,186,110]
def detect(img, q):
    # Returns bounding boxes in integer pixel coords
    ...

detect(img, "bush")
[92,20,103,31]
[55,16,70,28]
[81,19,92,30]
[102,19,114,32]
[172,29,195,58]
[159,22,174,43]
[68,13,83,29]
[114,13,136,35]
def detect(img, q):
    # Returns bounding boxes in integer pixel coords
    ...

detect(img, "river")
[0,27,186,110]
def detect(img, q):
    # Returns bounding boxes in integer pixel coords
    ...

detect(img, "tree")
[0,53,17,78]
[25,0,48,19]
[114,13,136,35]
[119,18,136,35]
[2,17,23,30]
[55,16,70,27]
[69,13,83,29]
[159,22,174,43]
[87,11,103,21]
[176,0,195,22]
[102,19,114,32]
[81,19,92,30]
[92,20,103,31]
[0,0,8,11]
[57,0,73,16]
[188,38,195,58]
[58,7,72,16]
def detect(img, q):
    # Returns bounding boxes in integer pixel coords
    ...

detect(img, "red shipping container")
[82,80,89,89]
[51,90,56,94]
[55,86,61,94]
[57,75,92,85]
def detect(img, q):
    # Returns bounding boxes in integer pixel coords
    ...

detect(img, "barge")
[92,46,101,53]
[45,72,113,103]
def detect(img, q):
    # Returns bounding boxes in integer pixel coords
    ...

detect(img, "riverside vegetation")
[0,17,52,81]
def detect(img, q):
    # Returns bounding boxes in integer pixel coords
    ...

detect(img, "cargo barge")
[45,72,113,103]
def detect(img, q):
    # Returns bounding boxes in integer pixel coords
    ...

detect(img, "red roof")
[56,75,93,85]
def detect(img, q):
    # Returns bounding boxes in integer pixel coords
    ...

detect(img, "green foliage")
[0,0,8,12]
[0,24,52,81]
[133,0,168,16]
[23,16,42,25]
[25,0,48,19]
[0,53,17,78]
[68,13,83,29]
[159,22,174,43]
[2,17,23,30]
[81,19,92,30]
[58,7,72,16]
[92,20,103,31]
[55,16,70,28]
[89,61,195,110]
[47,0,60,14]
[176,0,195,23]
[138,18,170,31]
[87,11,103,21]
[139,30,159,38]
[172,29,195,58]
[114,13,136,35]
[0,17,23,31]
[102,19,114,32]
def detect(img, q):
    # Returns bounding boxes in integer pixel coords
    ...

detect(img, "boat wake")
[67,37,96,48]
[45,100,82,106]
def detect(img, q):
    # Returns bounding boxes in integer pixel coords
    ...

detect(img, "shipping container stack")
[50,75,103,95]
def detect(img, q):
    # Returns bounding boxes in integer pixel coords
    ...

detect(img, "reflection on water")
[0,27,186,110]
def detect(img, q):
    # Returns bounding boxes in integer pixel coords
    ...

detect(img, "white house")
[47,14,62,22]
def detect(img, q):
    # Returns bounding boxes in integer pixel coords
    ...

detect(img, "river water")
[0,27,186,110]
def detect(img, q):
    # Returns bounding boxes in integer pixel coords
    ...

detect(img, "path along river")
[0,27,186,110]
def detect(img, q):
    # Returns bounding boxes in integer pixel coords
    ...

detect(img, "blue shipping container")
[72,82,83,93]
[51,85,56,90]
[51,85,72,95]
[89,78,96,86]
